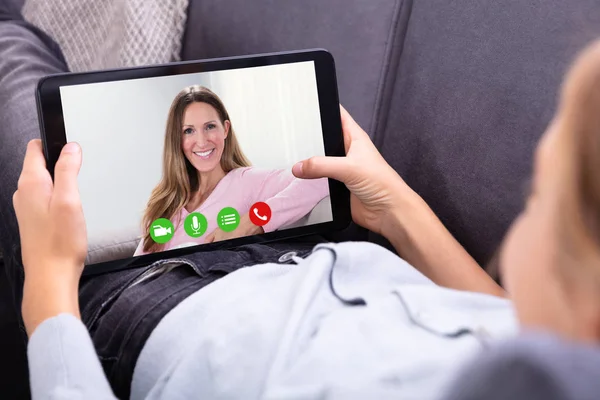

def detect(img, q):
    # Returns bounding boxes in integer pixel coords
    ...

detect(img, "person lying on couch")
[12,39,600,399]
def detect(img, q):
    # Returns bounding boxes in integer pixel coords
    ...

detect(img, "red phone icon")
[249,202,271,226]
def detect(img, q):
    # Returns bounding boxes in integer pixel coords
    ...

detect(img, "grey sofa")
[181,0,600,264]
[2,0,600,397]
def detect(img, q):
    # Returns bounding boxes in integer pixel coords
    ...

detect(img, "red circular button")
[249,202,272,226]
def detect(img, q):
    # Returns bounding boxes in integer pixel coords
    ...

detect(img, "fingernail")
[63,142,80,154]
[293,162,304,176]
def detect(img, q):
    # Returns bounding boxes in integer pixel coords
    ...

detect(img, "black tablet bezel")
[36,49,351,276]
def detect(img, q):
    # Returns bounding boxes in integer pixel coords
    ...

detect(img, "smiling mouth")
[193,149,215,159]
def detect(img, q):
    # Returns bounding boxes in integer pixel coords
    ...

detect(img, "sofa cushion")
[372,0,600,264]
[182,0,407,140]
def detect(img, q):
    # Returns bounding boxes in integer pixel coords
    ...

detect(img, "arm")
[381,188,505,297]
[133,237,146,256]
[205,168,329,243]
[294,106,505,297]
[248,168,329,232]
[14,140,117,399]
[28,313,118,399]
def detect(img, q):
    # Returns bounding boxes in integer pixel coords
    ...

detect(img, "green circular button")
[184,212,208,238]
[149,218,175,244]
[217,207,240,232]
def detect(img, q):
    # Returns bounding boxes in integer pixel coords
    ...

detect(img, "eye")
[206,123,217,131]
[183,127,194,135]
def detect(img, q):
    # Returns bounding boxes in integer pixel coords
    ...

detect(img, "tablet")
[36,49,351,275]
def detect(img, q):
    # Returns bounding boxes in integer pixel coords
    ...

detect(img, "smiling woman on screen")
[134,85,329,255]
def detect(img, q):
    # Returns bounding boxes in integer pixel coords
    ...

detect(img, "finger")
[339,106,352,153]
[205,231,215,243]
[12,191,21,219]
[293,155,352,183]
[18,140,51,192]
[339,105,371,144]
[52,142,82,202]
[16,140,53,209]
[21,139,46,175]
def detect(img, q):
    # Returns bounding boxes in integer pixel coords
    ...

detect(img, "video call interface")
[59,61,333,264]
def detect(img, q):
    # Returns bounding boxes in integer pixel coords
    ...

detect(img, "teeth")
[194,149,214,157]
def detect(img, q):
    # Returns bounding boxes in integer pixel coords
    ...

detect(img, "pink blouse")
[134,167,330,255]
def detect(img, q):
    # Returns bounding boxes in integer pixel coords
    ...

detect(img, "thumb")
[293,156,352,183]
[53,142,82,202]
[205,230,215,243]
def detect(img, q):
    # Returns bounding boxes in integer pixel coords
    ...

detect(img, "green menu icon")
[217,207,240,232]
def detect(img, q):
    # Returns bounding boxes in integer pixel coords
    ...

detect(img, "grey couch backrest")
[182,0,600,265]
[375,0,600,264]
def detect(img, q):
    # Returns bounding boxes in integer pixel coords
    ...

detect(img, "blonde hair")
[556,39,600,281]
[141,85,251,253]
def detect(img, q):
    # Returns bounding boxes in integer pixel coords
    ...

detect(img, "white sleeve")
[27,314,118,399]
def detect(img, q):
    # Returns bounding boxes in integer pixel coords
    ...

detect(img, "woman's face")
[181,102,230,173]
[499,118,573,331]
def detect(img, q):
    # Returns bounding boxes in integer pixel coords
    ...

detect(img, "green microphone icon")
[184,213,207,238]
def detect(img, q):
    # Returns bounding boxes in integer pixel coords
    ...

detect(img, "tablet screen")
[58,61,333,264]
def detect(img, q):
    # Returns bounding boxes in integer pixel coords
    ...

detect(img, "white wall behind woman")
[206,62,325,168]
[60,61,326,251]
